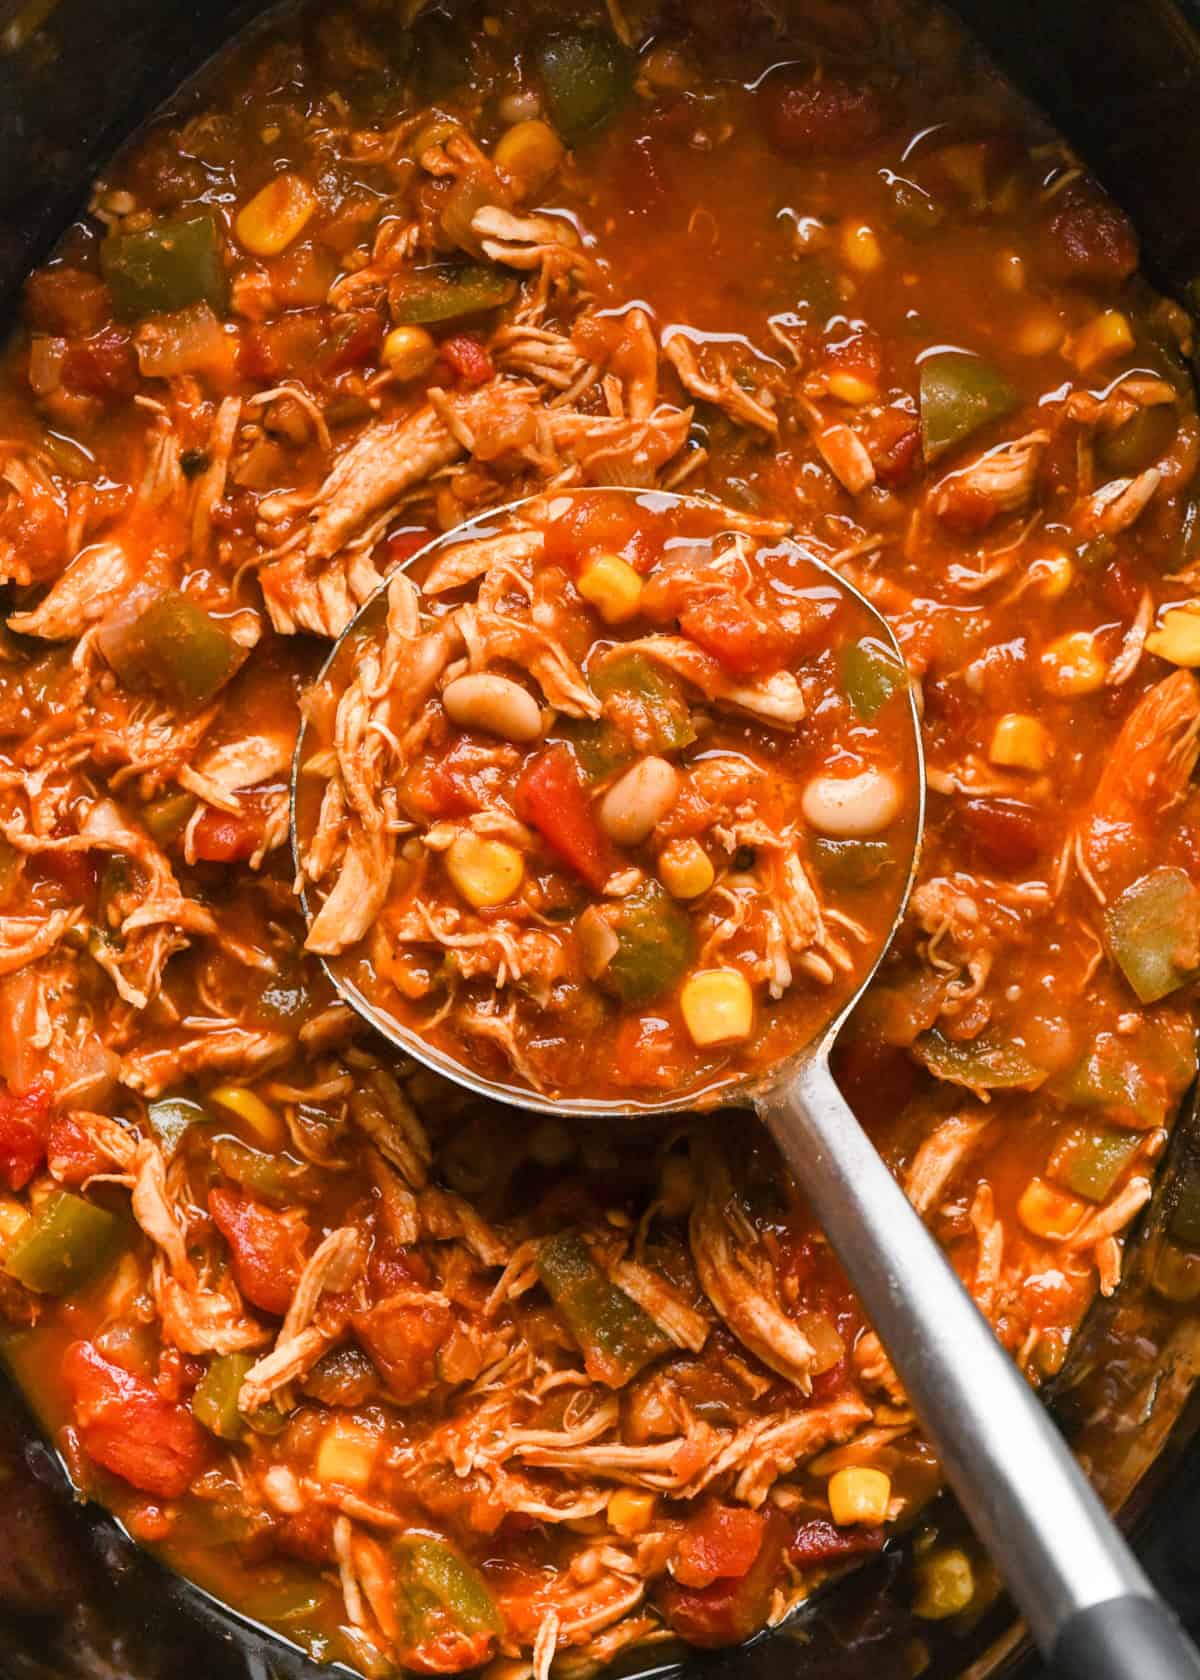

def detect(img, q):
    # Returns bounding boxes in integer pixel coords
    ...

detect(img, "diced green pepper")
[141,790,197,846]
[570,650,698,781]
[537,1230,672,1386]
[4,1191,124,1295]
[388,261,516,324]
[810,838,895,890]
[101,213,226,322]
[915,1028,1043,1091]
[533,27,634,142]
[212,1136,321,1207]
[102,590,241,711]
[1104,867,1200,1003]
[192,1351,287,1439]
[1047,1123,1140,1203]
[842,637,904,720]
[147,1094,210,1156]
[1059,1022,1197,1130]
[919,350,1018,462]
[394,1536,501,1668]
[596,880,693,1007]
[1096,403,1177,477]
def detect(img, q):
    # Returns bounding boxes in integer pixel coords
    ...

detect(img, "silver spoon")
[293,488,1200,1680]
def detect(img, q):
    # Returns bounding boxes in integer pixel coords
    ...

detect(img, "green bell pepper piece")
[388,261,516,324]
[393,1536,501,1668]
[810,838,895,890]
[1060,1021,1196,1130]
[537,1230,672,1387]
[141,790,198,846]
[147,1094,210,1156]
[1104,867,1200,1003]
[1047,1124,1140,1203]
[212,1136,321,1207]
[568,650,697,780]
[533,27,634,141]
[915,1028,1043,1091]
[192,1351,287,1439]
[1096,403,1177,477]
[919,350,1018,462]
[842,637,904,720]
[101,213,225,322]
[105,590,241,711]
[5,1191,124,1295]
[595,880,693,1007]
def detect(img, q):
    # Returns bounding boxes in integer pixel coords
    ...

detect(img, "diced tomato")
[0,1080,52,1191]
[319,310,383,373]
[352,1296,453,1401]
[25,266,112,336]
[275,1504,336,1566]
[610,1013,687,1091]
[674,1504,767,1589]
[46,1112,106,1187]
[955,797,1041,872]
[208,1188,300,1317]
[237,309,325,382]
[760,70,890,159]
[514,744,620,890]
[789,1516,885,1569]
[437,333,494,385]
[63,1340,206,1499]
[864,405,921,488]
[387,527,435,569]
[191,807,263,864]
[1043,190,1138,286]
[678,594,794,678]
[367,1232,432,1297]
[60,325,138,401]
[35,846,99,906]
[825,326,883,390]
[661,1510,789,1647]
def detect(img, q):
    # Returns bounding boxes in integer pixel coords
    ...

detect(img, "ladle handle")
[763,1054,1200,1674]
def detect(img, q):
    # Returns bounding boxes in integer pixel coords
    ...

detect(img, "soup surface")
[296,489,920,1105]
[0,0,1199,1671]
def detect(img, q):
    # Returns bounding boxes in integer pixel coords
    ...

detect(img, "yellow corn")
[235,172,316,256]
[913,1548,976,1620]
[1069,308,1135,372]
[1013,306,1064,357]
[839,220,883,274]
[1146,603,1200,667]
[1039,630,1106,697]
[208,1085,284,1150]
[658,838,715,901]
[315,1419,378,1491]
[577,552,643,624]
[681,969,754,1047]
[446,832,524,908]
[988,713,1050,772]
[382,324,437,381]
[607,1488,656,1536]
[1032,552,1074,600]
[0,1198,29,1242]
[828,1466,892,1526]
[494,119,564,198]
[826,370,878,405]
[1018,1177,1086,1241]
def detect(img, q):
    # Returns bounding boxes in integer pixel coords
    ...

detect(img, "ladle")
[293,489,1200,1679]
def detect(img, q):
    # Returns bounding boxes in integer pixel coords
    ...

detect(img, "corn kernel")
[1146,603,1200,667]
[1031,552,1073,600]
[826,370,878,405]
[577,552,643,624]
[494,119,565,198]
[445,832,524,908]
[1013,307,1064,358]
[382,324,437,381]
[315,1419,378,1491]
[914,1548,976,1620]
[839,220,883,274]
[1018,1177,1086,1240]
[608,1488,656,1536]
[235,172,316,256]
[1039,630,1106,697]
[658,838,715,901]
[1068,309,1135,372]
[0,1198,29,1242]
[828,1466,892,1526]
[208,1084,285,1149]
[680,969,754,1047]
[988,713,1050,772]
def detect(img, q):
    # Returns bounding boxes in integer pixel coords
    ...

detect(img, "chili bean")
[441,673,543,742]
[598,756,681,846]
[801,769,901,837]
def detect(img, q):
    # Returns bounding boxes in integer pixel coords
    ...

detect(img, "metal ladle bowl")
[291,489,1200,1680]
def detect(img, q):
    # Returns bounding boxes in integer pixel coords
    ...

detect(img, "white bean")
[599,756,681,846]
[801,768,901,837]
[442,673,543,743]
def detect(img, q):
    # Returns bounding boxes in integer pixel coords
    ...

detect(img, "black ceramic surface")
[1,2,1200,1677]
